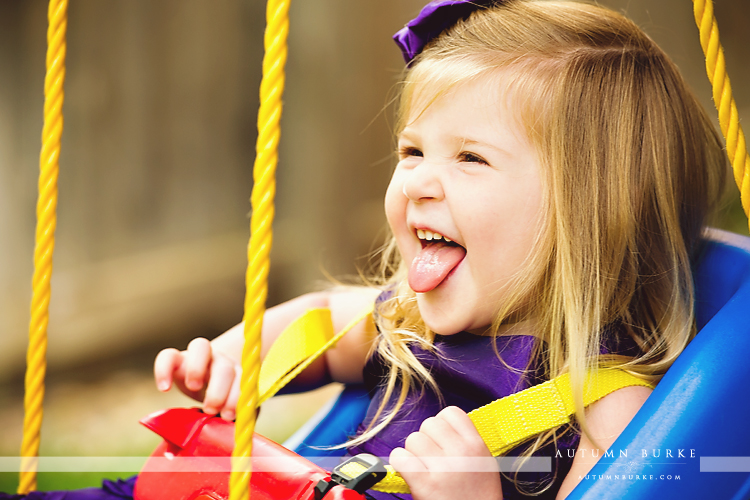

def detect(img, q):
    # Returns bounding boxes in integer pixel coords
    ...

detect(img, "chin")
[417,296,473,336]
[421,315,466,336]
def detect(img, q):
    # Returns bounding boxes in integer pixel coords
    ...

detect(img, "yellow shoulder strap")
[257,308,655,495]
[374,369,654,494]
[257,305,374,405]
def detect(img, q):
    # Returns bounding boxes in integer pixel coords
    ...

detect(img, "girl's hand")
[154,337,241,421]
[152,289,377,420]
[389,406,503,500]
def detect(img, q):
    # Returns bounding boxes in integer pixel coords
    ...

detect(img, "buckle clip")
[314,453,386,499]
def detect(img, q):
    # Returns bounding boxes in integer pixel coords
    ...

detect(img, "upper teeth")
[417,229,451,242]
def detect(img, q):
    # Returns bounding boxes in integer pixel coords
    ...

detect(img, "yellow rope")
[229,0,290,499]
[13,1,744,497]
[693,0,750,231]
[18,0,68,494]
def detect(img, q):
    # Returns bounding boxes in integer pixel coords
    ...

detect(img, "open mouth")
[416,229,454,245]
[409,229,467,293]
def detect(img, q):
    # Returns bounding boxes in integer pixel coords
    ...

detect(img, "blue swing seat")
[569,229,750,499]
[286,229,750,500]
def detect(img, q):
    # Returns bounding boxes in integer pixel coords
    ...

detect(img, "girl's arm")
[555,386,652,499]
[153,287,380,420]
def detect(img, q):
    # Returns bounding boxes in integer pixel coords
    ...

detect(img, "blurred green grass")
[0,472,134,494]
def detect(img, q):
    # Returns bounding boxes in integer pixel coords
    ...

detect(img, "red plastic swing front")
[135,407,365,500]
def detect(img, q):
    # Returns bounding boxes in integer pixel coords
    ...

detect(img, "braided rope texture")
[229,0,290,499]
[693,0,750,230]
[18,0,68,494]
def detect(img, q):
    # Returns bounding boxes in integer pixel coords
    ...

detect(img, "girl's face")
[385,72,545,335]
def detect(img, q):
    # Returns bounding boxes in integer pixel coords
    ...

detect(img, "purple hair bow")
[393,0,499,64]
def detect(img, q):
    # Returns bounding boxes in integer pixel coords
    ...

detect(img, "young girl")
[155,1,727,498]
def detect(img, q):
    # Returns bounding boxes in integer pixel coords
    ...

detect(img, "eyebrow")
[397,129,418,143]
[398,130,515,158]
[459,138,514,158]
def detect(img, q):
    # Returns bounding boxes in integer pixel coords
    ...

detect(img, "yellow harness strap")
[374,369,654,494]
[257,306,374,405]
[257,308,655,495]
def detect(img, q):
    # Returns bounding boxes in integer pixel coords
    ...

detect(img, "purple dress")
[348,331,579,500]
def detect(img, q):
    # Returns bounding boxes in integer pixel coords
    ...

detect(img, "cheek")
[465,183,544,271]
[490,176,545,237]
[384,175,406,231]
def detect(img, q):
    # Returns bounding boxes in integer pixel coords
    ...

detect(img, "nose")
[402,162,444,202]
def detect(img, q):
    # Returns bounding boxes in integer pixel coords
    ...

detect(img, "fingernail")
[157,381,169,391]
[222,410,235,421]
[203,405,217,415]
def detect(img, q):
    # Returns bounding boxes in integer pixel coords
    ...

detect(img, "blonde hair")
[354,0,727,479]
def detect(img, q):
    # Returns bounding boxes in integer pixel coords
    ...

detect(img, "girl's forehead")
[404,68,522,130]
[400,75,538,159]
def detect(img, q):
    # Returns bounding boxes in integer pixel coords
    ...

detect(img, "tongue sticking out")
[408,242,467,293]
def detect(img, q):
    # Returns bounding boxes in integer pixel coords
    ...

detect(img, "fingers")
[203,353,240,419]
[154,338,242,421]
[412,407,486,456]
[222,365,242,421]
[185,337,212,392]
[395,407,494,472]
[432,406,488,452]
[389,446,427,475]
[154,348,184,392]
[391,407,503,500]
[416,415,461,452]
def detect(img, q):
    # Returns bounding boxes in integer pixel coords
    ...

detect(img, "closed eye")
[398,146,423,160]
[458,151,489,165]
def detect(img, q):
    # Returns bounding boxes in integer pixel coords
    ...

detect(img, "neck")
[468,318,539,337]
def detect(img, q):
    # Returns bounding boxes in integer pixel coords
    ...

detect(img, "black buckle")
[314,454,386,499]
